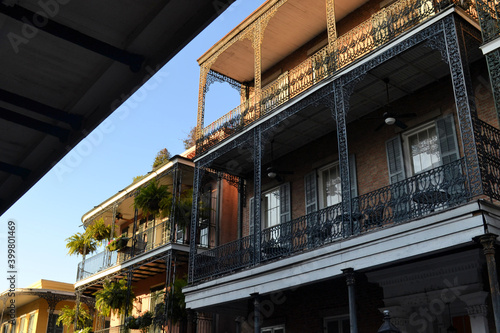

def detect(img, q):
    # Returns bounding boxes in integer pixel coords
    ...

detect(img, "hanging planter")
[134,181,171,218]
[95,279,135,316]
[87,218,115,243]
[106,236,129,252]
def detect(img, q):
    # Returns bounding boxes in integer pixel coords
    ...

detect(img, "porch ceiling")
[202,41,466,176]
[208,0,369,83]
[0,0,233,216]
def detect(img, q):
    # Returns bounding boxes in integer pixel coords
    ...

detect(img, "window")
[324,316,350,333]
[319,162,342,208]
[404,124,441,174]
[18,316,26,333]
[387,114,459,182]
[262,325,285,333]
[262,188,281,228]
[249,183,290,235]
[310,156,357,211]
[26,313,36,333]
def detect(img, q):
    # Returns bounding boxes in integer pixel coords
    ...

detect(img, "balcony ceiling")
[205,41,473,176]
[208,0,369,83]
[0,0,234,216]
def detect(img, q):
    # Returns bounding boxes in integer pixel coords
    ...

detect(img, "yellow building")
[0,280,94,333]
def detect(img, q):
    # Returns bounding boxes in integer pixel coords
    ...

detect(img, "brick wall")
[235,60,496,239]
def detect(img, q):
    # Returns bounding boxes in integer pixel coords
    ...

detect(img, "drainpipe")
[343,268,358,333]
[478,233,500,332]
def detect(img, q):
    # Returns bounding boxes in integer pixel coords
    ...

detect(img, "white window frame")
[324,315,350,333]
[261,324,285,333]
[262,186,281,229]
[402,121,442,176]
[318,161,342,209]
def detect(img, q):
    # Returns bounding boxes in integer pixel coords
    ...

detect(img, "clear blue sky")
[0,1,263,292]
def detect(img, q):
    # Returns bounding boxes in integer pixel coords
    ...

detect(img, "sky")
[0,1,263,292]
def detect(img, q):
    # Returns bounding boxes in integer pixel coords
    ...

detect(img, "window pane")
[322,164,341,207]
[263,189,280,228]
[409,126,440,174]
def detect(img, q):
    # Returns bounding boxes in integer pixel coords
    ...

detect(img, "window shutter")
[436,114,459,165]
[349,154,358,198]
[304,172,318,214]
[386,136,406,184]
[280,183,291,223]
[249,197,254,235]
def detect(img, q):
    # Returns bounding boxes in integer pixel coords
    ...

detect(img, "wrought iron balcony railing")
[196,0,478,155]
[192,159,470,282]
[76,219,185,282]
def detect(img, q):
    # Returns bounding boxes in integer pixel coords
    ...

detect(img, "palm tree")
[65,232,97,256]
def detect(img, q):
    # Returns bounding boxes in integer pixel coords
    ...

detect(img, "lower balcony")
[193,157,473,283]
[77,219,186,281]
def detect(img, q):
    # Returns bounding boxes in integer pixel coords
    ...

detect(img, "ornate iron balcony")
[196,0,478,156]
[192,158,470,283]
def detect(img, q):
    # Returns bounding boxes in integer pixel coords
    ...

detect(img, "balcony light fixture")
[267,170,277,179]
[446,303,458,333]
[377,310,401,333]
[385,116,396,125]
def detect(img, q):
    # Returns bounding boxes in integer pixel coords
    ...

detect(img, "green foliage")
[95,279,135,317]
[56,305,92,330]
[65,232,97,256]
[132,175,146,183]
[125,311,153,333]
[153,278,188,329]
[182,127,196,149]
[160,189,196,229]
[134,181,171,217]
[75,328,93,333]
[106,236,129,252]
[152,148,171,169]
[86,218,115,244]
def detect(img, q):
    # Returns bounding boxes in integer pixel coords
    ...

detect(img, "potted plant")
[106,236,129,252]
[65,232,97,256]
[95,279,135,317]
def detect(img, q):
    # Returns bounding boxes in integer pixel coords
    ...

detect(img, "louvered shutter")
[304,172,318,214]
[436,114,459,165]
[349,154,358,198]
[386,136,406,184]
[280,183,291,223]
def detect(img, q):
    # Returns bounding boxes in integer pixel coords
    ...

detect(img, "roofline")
[81,155,194,224]
[197,0,278,65]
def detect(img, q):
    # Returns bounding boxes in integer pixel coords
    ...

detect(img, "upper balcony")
[75,153,194,292]
[195,0,479,157]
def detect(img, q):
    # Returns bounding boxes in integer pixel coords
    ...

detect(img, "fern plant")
[134,181,171,217]
[95,279,135,316]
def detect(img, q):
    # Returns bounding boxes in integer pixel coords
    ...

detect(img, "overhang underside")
[208,0,369,83]
[0,0,235,216]
[80,249,189,296]
[199,37,482,177]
